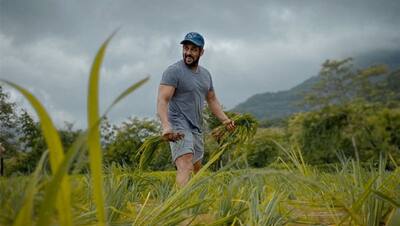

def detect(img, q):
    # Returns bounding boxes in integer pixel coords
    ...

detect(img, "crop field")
[1,35,399,226]
[1,160,399,225]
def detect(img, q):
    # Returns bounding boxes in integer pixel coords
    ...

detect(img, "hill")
[232,76,317,120]
[232,51,400,121]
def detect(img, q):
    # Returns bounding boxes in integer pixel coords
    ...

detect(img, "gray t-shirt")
[160,60,214,133]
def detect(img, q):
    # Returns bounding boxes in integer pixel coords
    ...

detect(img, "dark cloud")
[1,0,399,128]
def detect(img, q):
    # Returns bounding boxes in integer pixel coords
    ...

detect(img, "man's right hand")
[162,128,185,142]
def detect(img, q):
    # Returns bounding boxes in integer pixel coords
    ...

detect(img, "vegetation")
[0,34,399,225]
[233,58,400,124]
[288,103,400,166]
[303,58,399,109]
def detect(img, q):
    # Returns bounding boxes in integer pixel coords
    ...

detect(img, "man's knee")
[175,153,194,172]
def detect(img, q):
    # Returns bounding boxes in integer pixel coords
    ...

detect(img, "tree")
[386,69,400,104]
[59,122,82,151]
[244,128,286,167]
[303,58,399,109]
[0,85,18,158]
[288,104,400,166]
[303,58,354,109]
[11,110,46,173]
[1,85,85,174]
[104,117,172,170]
[296,58,400,166]
[100,116,116,150]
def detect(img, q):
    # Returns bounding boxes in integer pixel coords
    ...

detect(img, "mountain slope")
[232,51,400,120]
[232,76,317,120]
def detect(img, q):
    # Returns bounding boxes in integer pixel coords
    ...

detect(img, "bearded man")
[157,32,235,187]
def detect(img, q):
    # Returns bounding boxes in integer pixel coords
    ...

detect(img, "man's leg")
[192,132,204,174]
[193,160,202,174]
[175,153,194,187]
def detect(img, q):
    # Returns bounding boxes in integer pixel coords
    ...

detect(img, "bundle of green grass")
[137,113,258,170]
[136,135,167,170]
[211,113,258,146]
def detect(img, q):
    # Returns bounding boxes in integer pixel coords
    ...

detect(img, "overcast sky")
[1,0,399,128]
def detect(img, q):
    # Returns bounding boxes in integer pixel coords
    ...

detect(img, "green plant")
[1,33,399,226]
[1,32,149,226]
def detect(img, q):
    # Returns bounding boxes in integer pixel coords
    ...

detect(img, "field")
[1,159,399,225]
[1,34,399,226]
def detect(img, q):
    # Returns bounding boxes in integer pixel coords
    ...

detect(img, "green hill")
[232,51,400,121]
[232,76,317,120]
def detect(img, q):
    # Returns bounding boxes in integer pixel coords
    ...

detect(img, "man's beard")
[183,55,200,68]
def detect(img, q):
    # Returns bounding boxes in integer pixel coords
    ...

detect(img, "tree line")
[1,58,399,175]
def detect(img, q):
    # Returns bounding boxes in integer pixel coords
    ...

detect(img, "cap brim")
[180,40,202,47]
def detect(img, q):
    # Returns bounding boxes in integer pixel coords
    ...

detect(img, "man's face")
[182,43,203,67]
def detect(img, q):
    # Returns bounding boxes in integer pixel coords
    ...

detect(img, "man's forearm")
[157,99,171,130]
[208,99,229,122]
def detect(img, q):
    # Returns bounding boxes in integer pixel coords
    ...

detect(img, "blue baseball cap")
[180,32,205,48]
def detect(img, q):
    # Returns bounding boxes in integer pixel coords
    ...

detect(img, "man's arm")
[157,85,184,141]
[206,90,235,131]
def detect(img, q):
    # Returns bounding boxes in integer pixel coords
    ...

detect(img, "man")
[157,32,235,187]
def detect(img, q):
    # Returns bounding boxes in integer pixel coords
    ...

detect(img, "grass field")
[1,34,399,226]
[1,160,399,225]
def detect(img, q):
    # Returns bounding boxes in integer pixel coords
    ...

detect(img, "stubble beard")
[183,55,200,68]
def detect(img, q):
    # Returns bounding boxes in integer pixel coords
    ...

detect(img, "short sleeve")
[160,65,179,88]
[209,74,214,91]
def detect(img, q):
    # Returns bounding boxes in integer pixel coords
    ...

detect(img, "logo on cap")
[180,32,205,48]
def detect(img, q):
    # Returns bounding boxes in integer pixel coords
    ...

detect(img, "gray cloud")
[1,0,399,128]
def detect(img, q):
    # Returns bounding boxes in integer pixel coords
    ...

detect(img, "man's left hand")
[222,119,236,131]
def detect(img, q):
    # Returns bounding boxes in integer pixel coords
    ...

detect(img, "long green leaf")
[12,151,48,226]
[372,190,400,208]
[136,136,165,170]
[387,208,400,226]
[208,208,248,226]
[2,32,149,226]
[87,32,116,226]
[34,75,148,225]
[1,80,73,226]
[86,30,150,225]
[37,132,88,226]
[339,175,378,225]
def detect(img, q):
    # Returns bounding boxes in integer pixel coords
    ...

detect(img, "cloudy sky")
[1,0,399,128]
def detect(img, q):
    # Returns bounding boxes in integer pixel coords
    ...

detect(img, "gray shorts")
[169,130,204,163]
